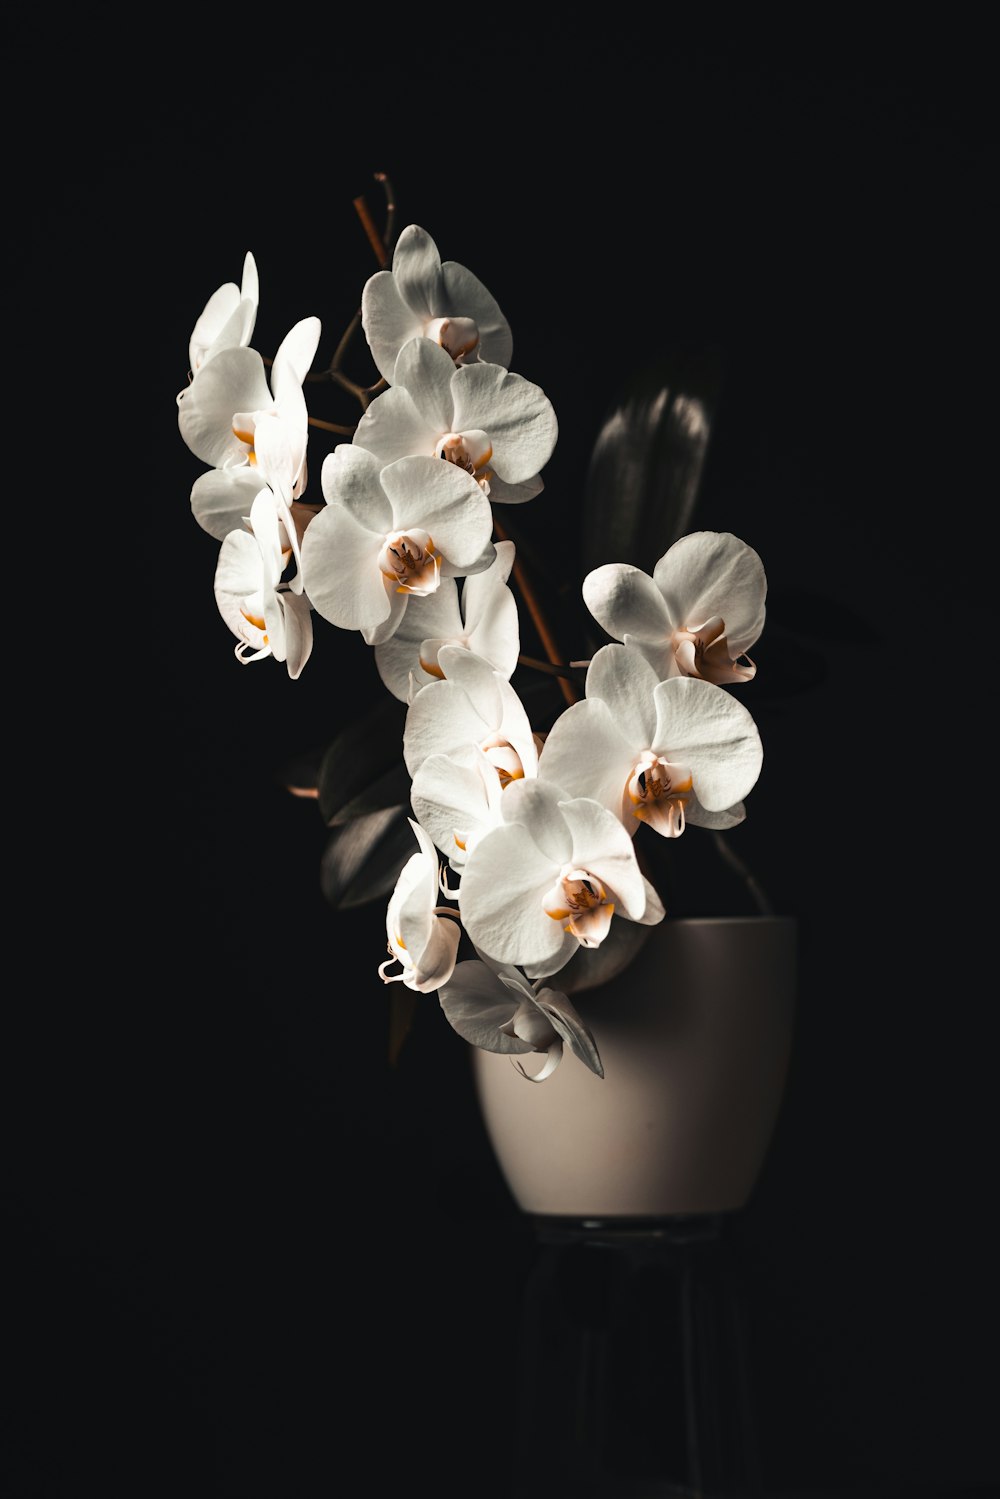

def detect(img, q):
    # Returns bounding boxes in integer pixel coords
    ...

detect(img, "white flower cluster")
[177,221,767,1081]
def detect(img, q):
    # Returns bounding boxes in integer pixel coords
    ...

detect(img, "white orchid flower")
[438,958,604,1082]
[213,486,313,679]
[373,540,519,704]
[402,645,539,784]
[457,778,664,981]
[378,819,462,993]
[184,250,259,379]
[410,745,507,875]
[582,530,766,685]
[353,337,557,505]
[361,224,513,385]
[301,448,495,647]
[538,643,763,838]
[179,315,321,552]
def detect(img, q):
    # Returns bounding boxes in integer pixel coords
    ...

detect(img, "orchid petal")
[177,347,272,468]
[497,780,573,866]
[559,798,649,919]
[485,474,544,505]
[299,500,392,636]
[391,337,459,432]
[513,1042,563,1082]
[190,468,266,542]
[320,444,393,531]
[582,562,673,649]
[410,747,504,866]
[531,989,604,1077]
[391,225,443,317]
[459,821,574,971]
[440,259,513,368]
[352,384,439,464]
[653,530,767,658]
[380,456,493,569]
[437,960,535,1054]
[537,699,634,821]
[451,363,558,483]
[651,677,763,811]
[584,643,660,745]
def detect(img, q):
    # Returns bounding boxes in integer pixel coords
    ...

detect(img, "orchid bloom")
[213,486,313,679]
[361,224,513,385]
[538,642,763,837]
[373,540,520,704]
[410,745,507,875]
[353,337,557,504]
[457,778,664,981]
[184,251,259,379]
[179,315,321,550]
[438,957,604,1082]
[300,448,496,646]
[402,645,539,785]
[378,819,462,993]
[582,530,766,685]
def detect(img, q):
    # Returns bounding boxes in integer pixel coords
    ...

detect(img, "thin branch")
[354,192,388,268]
[494,516,579,707]
[308,415,356,436]
[330,309,362,373]
[517,654,587,686]
[330,369,386,410]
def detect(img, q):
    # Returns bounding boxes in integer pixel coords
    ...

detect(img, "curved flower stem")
[308,415,356,436]
[493,516,580,707]
[517,654,587,687]
[710,832,773,915]
[354,189,388,268]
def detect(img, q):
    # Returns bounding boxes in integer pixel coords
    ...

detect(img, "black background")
[8,22,995,1499]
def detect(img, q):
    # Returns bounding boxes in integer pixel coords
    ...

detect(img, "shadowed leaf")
[580,352,723,580]
[319,804,414,910]
[332,758,413,824]
[317,695,408,826]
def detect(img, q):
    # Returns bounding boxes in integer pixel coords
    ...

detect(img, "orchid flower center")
[232,423,258,467]
[425,315,480,363]
[478,733,526,789]
[542,866,616,949]
[627,749,693,838]
[231,600,270,664]
[378,529,441,596]
[434,430,493,490]
[672,616,756,684]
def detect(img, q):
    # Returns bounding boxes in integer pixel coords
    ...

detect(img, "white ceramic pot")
[470,915,797,1220]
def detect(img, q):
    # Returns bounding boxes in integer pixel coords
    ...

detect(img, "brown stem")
[517,654,587,686]
[354,193,388,268]
[494,516,579,707]
[330,310,361,373]
[308,415,356,436]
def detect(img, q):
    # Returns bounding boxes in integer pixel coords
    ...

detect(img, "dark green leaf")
[580,351,723,580]
[316,694,408,826]
[319,804,415,910]
[331,758,413,825]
